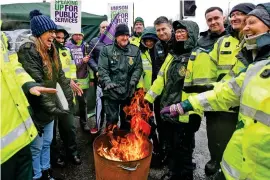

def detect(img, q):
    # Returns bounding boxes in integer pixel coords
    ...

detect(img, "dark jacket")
[88,36,106,73]
[197,29,227,50]
[153,32,175,82]
[17,39,73,127]
[98,41,143,100]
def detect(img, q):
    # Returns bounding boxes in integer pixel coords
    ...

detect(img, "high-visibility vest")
[130,36,141,47]
[59,48,77,79]
[137,50,152,91]
[189,60,270,180]
[1,32,37,164]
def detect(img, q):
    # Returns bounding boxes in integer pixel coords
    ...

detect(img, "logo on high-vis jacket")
[179,66,186,77]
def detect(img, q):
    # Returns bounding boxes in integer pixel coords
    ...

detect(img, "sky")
[1,0,269,31]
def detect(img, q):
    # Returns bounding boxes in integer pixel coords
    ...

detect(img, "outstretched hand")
[29,86,57,96]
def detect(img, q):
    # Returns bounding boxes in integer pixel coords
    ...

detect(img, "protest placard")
[51,0,81,33]
[107,2,134,30]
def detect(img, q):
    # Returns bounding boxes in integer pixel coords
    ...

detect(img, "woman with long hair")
[17,10,74,180]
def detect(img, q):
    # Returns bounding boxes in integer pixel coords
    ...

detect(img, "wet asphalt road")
[55,117,210,180]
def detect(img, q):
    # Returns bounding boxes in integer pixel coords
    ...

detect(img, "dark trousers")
[1,144,32,180]
[104,98,131,131]
[77,89,90,125]
[51,113,78,161]
[153,97,164,151]
[205,112,238,165]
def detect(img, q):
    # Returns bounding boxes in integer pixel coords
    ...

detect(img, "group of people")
[1,2,270,180]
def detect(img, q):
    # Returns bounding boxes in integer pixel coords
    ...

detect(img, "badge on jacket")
[62,52,67,57]
[128,57,134,65]
[179,66,186,76]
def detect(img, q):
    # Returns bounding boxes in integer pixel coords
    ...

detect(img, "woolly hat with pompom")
[29,10,57,37]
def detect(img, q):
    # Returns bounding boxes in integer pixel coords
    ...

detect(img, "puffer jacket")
[197,29,227,50]
[17,37,73,127]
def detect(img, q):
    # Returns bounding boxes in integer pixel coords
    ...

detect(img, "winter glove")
[160,100,194,117]
[160,103,185,117]
[129,81,136,97]
[104,83,118,90]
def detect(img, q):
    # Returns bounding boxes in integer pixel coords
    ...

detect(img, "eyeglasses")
[100,26,108,29]
[175,29,187,34]
[230,12,245,18]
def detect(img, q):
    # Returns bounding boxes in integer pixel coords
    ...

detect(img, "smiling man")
[98,24,142,131]
[130,17,145,47]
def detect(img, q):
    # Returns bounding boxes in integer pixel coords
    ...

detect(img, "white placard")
[51,0,81,34]
[107,2,134,30]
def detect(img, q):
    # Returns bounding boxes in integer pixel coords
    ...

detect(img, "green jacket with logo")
[98,41,143,100]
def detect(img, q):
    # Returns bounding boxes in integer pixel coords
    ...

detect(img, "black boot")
[42,169,64,180]
[51,156,66,168]
[205,160,220,176]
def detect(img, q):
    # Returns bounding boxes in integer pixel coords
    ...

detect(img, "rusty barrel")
[93,131,153,180]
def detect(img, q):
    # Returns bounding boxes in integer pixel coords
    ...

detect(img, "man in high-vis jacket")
[130,17,144,47]
[1,27,57,180]
[183,3,255,175]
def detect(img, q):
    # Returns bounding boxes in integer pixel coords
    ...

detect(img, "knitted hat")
[115,24,130,37]
[134,17,144,26]
[29,10,57,37]
[229,3,255,17]
[248,3,270,27]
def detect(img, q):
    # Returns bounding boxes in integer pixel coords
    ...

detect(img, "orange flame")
[97,89,153,161]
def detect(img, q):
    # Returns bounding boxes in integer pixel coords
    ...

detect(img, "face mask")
[244,32,267,50]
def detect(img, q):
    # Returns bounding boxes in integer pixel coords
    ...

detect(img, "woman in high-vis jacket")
[161,4,270,180]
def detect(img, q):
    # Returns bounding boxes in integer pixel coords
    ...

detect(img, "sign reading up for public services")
[107,2,134,30]
[50,0,81,34]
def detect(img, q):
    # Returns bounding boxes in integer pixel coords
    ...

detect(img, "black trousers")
[205,112,238,165]
[77,89,90,125]
[1,144,32,180]
[104,98,131,131]
[51,113,78,161]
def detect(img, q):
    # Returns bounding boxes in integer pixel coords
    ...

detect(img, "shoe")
[81,123,90,132]
[90,127,98,134]
[70,155,82,165]
[52,157,66,168]
[41,169,64,180]
[205,159,220,176]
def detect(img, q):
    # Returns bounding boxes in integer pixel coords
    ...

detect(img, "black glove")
[104,83,118,90]
[129,81,136,97]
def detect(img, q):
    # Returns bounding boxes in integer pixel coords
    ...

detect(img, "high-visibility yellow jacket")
[1,32,37,164]
[137,50,152,91]
[189,60,270,180]
[130,35,141,47]
[58,48,77,79]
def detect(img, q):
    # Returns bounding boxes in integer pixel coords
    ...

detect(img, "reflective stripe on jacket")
[59,48,77,79]
[137,50,152,91]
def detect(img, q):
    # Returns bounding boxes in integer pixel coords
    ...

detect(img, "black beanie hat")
[115,24,130,37]
[230,3,255,17]
[173,20,187,31]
